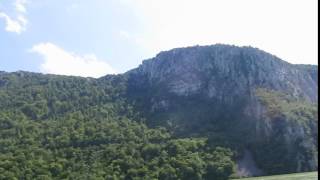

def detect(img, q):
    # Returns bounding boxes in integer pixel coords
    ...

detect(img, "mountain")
[125,44,318,174]
[127,45,317,101]
[0,44,317,179]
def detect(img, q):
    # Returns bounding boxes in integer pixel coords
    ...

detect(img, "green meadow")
[234,172,318,180]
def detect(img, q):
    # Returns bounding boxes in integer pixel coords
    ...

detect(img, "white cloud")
[0,0,28,34]
[15,0,27,13]
[30,42,116,78]
[0,12,26,33]
[124,0,318,65]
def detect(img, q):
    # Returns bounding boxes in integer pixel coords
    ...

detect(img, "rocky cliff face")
[125,44,318,174]
[128,44,317,102]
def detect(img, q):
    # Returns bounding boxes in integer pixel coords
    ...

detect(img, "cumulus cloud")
[0,0,28,34]
[30,42,116,78]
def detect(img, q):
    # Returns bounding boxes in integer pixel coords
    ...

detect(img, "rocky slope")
[125,44,318,174]
[127,44,317,101]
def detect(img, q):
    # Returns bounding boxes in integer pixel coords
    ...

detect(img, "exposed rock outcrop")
[126,44,318,174]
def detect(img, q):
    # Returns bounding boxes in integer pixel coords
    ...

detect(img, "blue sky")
[0,0,318,77]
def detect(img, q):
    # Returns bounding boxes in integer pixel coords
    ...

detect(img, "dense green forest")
[0,69,317,179]
[0,72,234,180]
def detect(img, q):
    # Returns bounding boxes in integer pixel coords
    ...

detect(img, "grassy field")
[234,171,318,180]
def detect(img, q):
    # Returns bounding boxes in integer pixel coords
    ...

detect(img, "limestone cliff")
[125,44,318,174]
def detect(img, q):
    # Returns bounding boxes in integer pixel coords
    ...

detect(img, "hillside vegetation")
[0,45,318,179]
[0,72,234,179]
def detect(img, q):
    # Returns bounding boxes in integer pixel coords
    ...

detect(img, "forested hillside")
[0,72,234,179]
[0,45,318,179]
